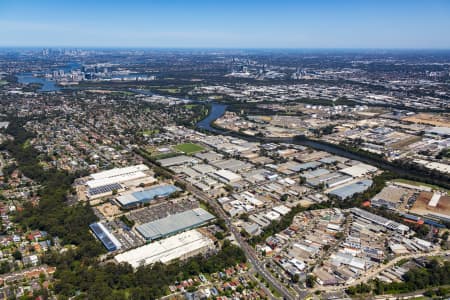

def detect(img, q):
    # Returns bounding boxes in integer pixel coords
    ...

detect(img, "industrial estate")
[0,12,450,299]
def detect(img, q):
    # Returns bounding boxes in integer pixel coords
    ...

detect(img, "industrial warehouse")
[80,161,220,257]
[136,208,215,241]
[328,179,374,200]
[73,129,448,298]
[115,184,180,208]
[89,222,122,251]
[350,207,410,234]
[114,229,215,268]
[79,164,157,200]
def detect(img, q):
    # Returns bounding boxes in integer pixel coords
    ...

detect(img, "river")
[196,103,449,188]
[16,63,151,93]
[196,103,228,133]
[17,73,61,92]
[17,62,82,92]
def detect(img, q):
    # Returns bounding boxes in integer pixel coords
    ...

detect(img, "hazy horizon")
[2,47,450,51]
[1,0,450,49]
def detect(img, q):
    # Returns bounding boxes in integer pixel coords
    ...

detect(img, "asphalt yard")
[127,197,199,225]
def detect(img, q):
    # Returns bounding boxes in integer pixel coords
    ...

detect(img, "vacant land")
[156,88,180,94]
[391,136,422,150]
[97,202,121,218]
[411,191,450,218]
[174,142,204,154]
[402,113,450,127]
[152,152,180,160]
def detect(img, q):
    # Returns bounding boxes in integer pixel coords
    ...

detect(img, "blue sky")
[0,0,449,48]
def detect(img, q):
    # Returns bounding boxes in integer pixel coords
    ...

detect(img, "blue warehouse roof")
[117,184,180,207]
[328,180,373,199]
[89,222,122,251]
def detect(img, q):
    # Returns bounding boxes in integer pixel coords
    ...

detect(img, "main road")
[138,103,448,299]
[135,151,298,300]
[182,177,298,300]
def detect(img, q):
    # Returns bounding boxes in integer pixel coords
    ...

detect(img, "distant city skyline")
[1,0,450,49]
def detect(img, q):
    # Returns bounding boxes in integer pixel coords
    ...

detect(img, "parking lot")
[103,219,144,250]
[127,197,199,225]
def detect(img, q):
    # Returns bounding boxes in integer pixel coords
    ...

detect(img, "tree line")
[1,119,247,299]
[347,259,450,296]
[1,118,100,249]
[45,239,246,300]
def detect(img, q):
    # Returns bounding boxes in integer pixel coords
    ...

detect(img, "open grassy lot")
[156,87,180,93]
[152,152,180,160]
[174,142,204,154]
[142,129,159,136]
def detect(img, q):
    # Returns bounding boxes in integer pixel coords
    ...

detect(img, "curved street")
[311,250,450,293]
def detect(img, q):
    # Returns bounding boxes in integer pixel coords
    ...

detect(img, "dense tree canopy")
[1,119,246,299]
[347,259,450,296]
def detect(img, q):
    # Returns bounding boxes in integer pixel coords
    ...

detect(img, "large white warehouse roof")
[115,230,214,268]
[90,164,149,180]
[86,171,148,188]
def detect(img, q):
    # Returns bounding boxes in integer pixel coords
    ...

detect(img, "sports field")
[174,143,204,154]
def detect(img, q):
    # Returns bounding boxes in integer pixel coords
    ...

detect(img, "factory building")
[85,164,155,200]
[116,184,180,208]
[89,222,122,251]
[136,208,215,241]
[213,169,242,184]
[425,126,450,138]
[350,207,409,234]
[115,230,214,268]
[157,155,198,167]
[89,164,149,180]
[339,163,378,178]
[328,180,373,200]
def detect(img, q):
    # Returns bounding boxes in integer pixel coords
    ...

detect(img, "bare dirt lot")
[410,191,450,217]
[97,202,121,218]
[403,113,450,127]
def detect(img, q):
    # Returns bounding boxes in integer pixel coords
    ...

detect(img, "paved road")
[137,153,297,299]
[185,181,297,300]
[311,250,450,293]
[138,151,450,300]
[248,270,277,300]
